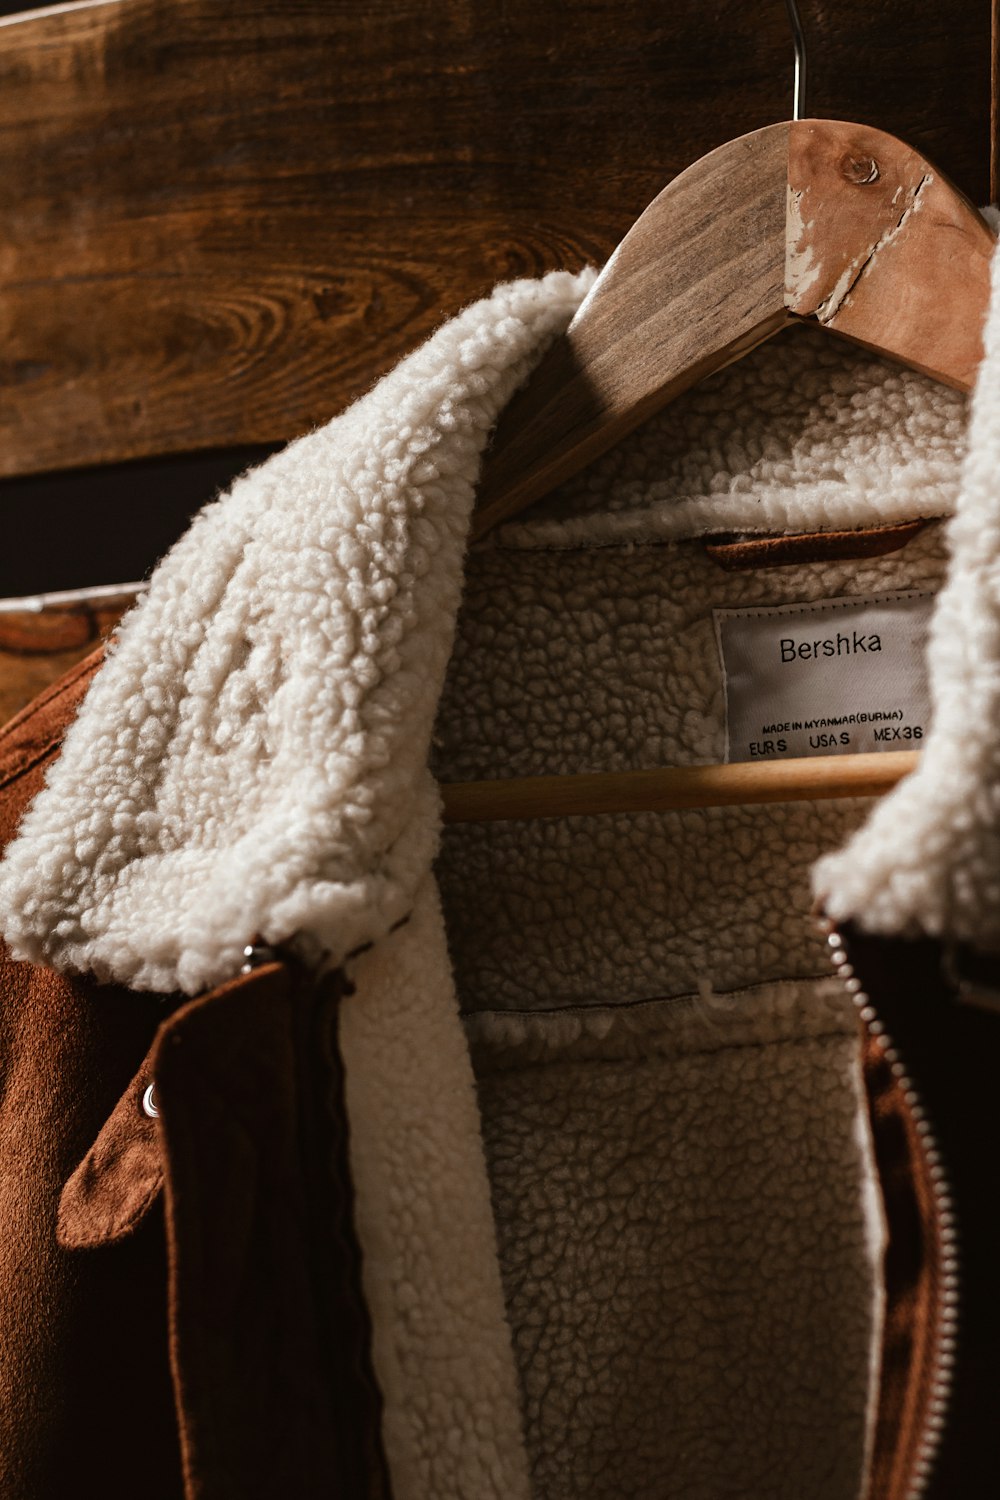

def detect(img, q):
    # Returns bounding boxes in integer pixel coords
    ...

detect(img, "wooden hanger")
[440,751,919,824]
[440,20,996,824]
[469,118,994,542]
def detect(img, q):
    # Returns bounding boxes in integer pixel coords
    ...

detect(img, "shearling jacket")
[1,246,1000,1500]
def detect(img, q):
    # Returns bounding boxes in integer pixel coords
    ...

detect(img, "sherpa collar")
[3,230,1000,996]
[0,269,594,995]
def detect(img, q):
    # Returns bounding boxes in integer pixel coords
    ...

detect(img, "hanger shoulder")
[786,120,995,391]
[472,119,996,543]
[469,122,793,541]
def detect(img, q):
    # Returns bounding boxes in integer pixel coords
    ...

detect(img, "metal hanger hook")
[784,0,807,120]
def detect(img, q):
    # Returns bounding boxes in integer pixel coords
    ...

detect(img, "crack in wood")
[814,172,934,325]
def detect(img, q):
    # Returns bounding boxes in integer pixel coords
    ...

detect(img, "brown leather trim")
[860,1024,948,1500]
[0,643,104,746]
[840,924,1000,1499]
[703,519,931,570]
[0,645,105,788]
[57,1048,164,1249]
[153,958,392,1500]
[305,963,393,1500]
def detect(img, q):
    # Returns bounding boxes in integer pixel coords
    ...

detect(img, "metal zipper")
[819,917,959,1500]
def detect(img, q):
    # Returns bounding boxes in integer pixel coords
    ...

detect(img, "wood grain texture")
[471,124,791,536]
[787,120,995,390]
[0,0,992,486]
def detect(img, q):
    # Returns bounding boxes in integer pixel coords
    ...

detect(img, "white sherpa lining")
[2,217,1000,1500]
[813,205,1000,942]
[430,463,947,1499]
[338,876,532,1500]
[4,230,1000,982]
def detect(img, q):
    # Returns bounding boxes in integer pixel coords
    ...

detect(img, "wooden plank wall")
[0,0,994,596]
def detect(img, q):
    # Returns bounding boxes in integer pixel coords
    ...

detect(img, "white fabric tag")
[714,590,934,764]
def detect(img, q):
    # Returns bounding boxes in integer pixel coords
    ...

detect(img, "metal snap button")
[141,1083,159,1119]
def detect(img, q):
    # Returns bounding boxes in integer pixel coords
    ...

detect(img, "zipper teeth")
[820,921,959,1500]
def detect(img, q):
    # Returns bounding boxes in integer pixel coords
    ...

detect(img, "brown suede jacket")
[4,260,1000,1499]
[1,648,998,1500]
[0,651,388,1499]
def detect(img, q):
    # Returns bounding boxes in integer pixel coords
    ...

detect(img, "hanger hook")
[784,0,807,120]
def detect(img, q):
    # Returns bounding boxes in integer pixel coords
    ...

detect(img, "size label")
[714,591,933,763]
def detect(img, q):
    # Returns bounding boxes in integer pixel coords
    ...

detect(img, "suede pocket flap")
[57,1069,163,1249]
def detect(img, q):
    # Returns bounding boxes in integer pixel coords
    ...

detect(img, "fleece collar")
[0,270,593,995]
[2,228,1000,995]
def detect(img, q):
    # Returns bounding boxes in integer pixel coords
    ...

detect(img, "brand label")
[714,591,933,763]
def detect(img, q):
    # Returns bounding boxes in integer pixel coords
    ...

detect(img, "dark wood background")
[0,0,995,593]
